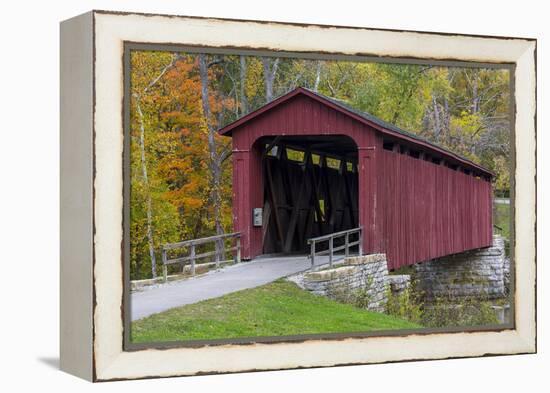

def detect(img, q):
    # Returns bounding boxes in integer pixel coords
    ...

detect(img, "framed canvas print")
[60,10,536,381]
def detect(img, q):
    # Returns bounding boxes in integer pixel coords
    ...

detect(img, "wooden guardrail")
[307,227,362,268]
[161,232,241,282]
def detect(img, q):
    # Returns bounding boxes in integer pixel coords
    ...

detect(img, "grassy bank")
[131,280,420,343]
[494,203,510,240]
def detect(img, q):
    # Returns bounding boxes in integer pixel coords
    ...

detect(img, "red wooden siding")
[230,94,379,260]
[232,95,376,150]
[221,88,494,266]
[378,148,493,270]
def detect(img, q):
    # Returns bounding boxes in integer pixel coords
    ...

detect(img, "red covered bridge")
[219,87,493,270]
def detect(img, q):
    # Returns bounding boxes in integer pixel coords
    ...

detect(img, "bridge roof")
[218,87,493,177]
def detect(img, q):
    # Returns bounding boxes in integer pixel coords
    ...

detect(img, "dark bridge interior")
[260,135,359,254]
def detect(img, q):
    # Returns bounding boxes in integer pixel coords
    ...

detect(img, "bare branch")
[208,58,224,68]
[141,53,181,96]
[220,146,233,164]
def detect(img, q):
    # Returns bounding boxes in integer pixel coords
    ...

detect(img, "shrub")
[326,271,501,329]
[421,295,499,328]
[326,271,374,310]
[385,277,499,328]
[385,284,423,325]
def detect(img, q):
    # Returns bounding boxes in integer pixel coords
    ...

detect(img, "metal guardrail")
[307,227,363,268]
[161,232,241,282]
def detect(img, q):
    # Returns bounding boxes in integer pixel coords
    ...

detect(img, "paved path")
[131,255,333,321]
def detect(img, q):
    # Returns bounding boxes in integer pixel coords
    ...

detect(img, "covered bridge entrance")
[219,88,494,270]
[259,135,359,255]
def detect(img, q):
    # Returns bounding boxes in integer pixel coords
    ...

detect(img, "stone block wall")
[287,235,507,312]
[414,236,506,299]
[503,256,511,295]
[290,254,390,312]
[387,275,411,295]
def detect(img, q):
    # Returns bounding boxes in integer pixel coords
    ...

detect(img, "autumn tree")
[129,51,511,280]
[130,51,182,279]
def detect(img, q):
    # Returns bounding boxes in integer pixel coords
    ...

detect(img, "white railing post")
[161,232,241,279]
[190,244,196,276]
[162,248,168,282]
[329,237,333,267]
[307,227,362,269]
[215,239,221,268]
[220,238,226,262]
[236,236,241,264]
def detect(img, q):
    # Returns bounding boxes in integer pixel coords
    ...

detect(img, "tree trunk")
[443,97,450,143]
[199,54,224,244]
[313,61,322,92]
[135,99,157,278]
[262,57,279,102]
[132,54,180,279]
[472,73,480,114]
[432,96,441,142]
[239,55,248,115]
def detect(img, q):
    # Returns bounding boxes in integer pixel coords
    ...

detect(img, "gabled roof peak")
[218,87,492,177]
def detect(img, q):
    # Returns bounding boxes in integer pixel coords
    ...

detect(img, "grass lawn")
[131,280,420,343]
[493,203,510,240]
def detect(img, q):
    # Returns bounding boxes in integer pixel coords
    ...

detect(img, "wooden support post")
[345,232,349,258]
[219,238,226,262]
[162,248,168,283]
[331,160,346,231]
[310,241,315,267]
[265,156,285,247]
[214,240,220,268]
[329,237,333,267]
[320,156,334,230]
[309,155,324,233]
[339,159,346,175]
[190,244,196,276]
[342,164,357,226]
[358,228,363,256]
[261,199,272,248]
[284,165,307,252]
[236,236,241,264]
[303,207,315,246]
